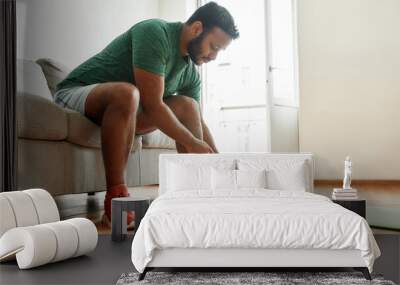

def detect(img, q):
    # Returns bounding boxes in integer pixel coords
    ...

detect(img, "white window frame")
[266,0,300,108]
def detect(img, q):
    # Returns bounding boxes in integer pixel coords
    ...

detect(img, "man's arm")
[134,67,213,153]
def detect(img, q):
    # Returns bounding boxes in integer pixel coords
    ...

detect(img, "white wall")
[158,0,197,22]
[16,0,159,69]
[298,0,400,179]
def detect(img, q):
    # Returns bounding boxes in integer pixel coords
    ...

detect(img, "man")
[54,2,239,226]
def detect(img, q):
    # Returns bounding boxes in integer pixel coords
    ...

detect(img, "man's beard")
[187,32,206,65]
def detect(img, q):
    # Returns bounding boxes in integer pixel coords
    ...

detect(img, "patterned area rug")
[116,271,395,285]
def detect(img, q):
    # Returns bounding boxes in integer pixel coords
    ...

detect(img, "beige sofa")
[17,58,176,196]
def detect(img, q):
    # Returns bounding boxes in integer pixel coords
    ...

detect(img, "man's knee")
[171,96,200,120]
[109,83,140,114]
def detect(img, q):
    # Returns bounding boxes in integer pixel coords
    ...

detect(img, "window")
[200,0,299,152]
[268,0,299,107]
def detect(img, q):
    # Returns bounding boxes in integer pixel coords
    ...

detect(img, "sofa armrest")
[17,93,68,140]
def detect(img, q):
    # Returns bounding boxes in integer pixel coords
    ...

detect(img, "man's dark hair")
[187,2,239,39]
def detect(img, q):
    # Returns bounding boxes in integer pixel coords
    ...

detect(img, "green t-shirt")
[57,19,201,102]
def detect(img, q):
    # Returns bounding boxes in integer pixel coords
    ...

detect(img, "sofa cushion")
[17,93,68,140]
[142,129,176,149]
[65,109,141,151]
[36,58,71,96]
[17,59,53,101]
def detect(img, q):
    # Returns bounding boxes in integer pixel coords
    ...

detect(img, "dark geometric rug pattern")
[117,271,396,285]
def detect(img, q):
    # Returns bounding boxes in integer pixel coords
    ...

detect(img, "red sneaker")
[102,184,134,229]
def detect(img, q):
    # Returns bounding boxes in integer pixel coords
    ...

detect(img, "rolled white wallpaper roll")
[0,189,59,239]
[65,218,98,257]
[0,226,57,269]
[23,189,60,223]
[42,221,79,262]
[0,192,39,227]
[0,189,98,269]
[0,219,98,269]
[0,196,17,237]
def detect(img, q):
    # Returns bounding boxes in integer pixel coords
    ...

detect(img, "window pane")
[203,0,269,152]
[206,0,267,107]
[270,0,297,103]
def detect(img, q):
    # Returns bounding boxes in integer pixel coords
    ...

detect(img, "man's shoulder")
[130,19,169,34]
[130,19,180,53]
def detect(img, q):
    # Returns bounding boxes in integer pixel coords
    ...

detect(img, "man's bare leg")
[167,96,203,153]
[84,89,204,223]
[85,90,204,189]
[136,95,203,153]
[84,82,139,223]
[85,82,139,187]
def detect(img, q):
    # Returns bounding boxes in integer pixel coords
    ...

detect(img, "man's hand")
[185,138,214,153]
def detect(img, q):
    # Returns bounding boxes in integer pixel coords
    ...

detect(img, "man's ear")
[190,21,203,37]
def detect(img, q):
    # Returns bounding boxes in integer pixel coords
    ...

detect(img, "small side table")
[111,196,151,242]
[332,199,366,218]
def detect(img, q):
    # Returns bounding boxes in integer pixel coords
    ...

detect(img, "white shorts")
[54,84,99,115]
